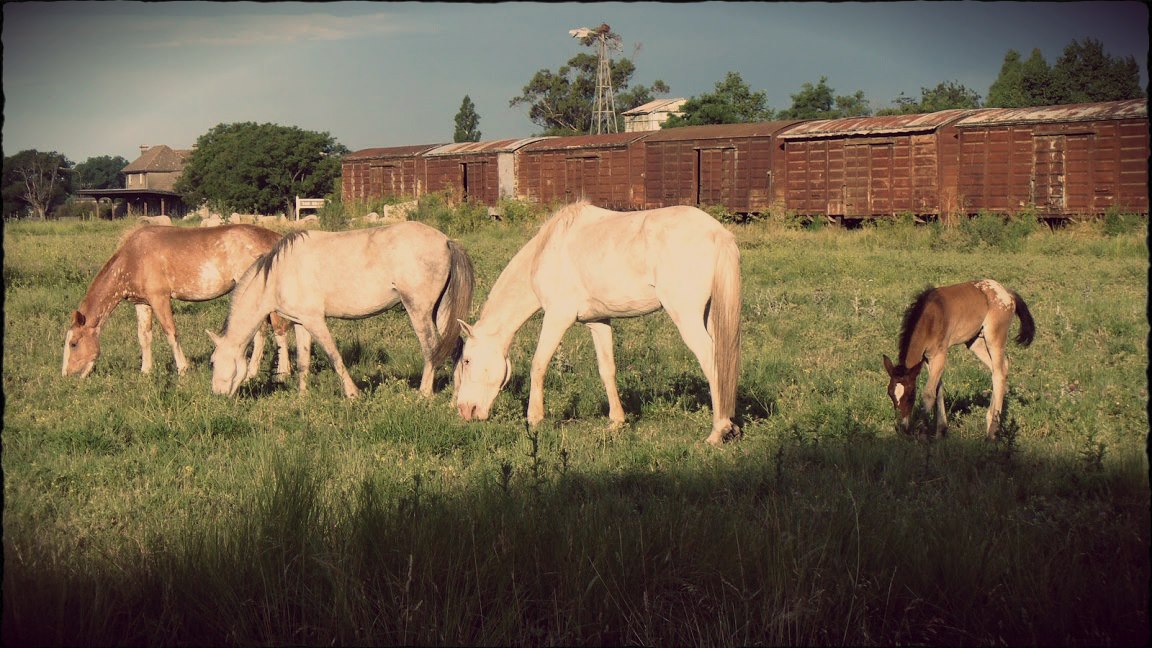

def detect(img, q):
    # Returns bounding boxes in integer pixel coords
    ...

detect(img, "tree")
[510,28,669,136]
[878,81,982,115]
[987,48,1058,107]
[74,155,130,190]
[662,71,772,127]
[175,122,347,216]
[1052,38,1144,103]
[776,76,872,120]
[453,95,482,142]
[2,149,73,220]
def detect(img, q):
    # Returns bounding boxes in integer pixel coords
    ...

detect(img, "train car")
[516,131,653,209]
[639,121,800,214]
[421,137,552,205]
[342,144,443,204]
[776,110,979,221]
[949,99,1148,218]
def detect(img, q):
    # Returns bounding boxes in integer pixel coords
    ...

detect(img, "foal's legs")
[527,311,577,427]
[920,353,949,436]
[969,333,1009,439]
[586,320,626,428]
[135,304,154,374]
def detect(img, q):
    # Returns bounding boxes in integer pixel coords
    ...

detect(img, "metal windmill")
[569,24,621,134]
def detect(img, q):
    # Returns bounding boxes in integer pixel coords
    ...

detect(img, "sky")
[3,1,1148,164]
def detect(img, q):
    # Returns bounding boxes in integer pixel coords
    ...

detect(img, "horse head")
[62,310,100,378]
[883,354,922,434]
[455,321,511,421]
[208,329,248,396]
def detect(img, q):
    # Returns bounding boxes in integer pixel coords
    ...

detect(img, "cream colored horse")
[883,279,1035,439]
[454,202,742,445]
[208,221,474,399]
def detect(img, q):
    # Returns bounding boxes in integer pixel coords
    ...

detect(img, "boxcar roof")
[424,137,554,156]
[519,131,653,151]
[642,120,802,142]
[344,144,444,160]
[779,109,978,139]
[953,99,1147,127]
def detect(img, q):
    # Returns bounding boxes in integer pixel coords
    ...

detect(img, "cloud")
[141,11,427,48]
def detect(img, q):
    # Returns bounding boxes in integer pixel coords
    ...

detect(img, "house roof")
[122,145,190,173]
[622,98,687,116]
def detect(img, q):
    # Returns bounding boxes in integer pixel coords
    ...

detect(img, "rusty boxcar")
[342,144,443,205]
[421,138,552,206]
[639,121,800,214]
[516,131,652,210]
[949,99,1149,217]
[777,110,979,221]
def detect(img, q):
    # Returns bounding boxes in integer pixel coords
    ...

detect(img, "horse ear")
[882,354,895,376]
[458,320,475,338]
[72,310,86,327]
[206,329,221,346]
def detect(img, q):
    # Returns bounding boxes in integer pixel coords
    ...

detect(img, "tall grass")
[3,215,1148,646]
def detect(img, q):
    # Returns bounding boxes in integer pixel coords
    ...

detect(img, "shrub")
[1101,208,1145,237]
[317,196,350,231]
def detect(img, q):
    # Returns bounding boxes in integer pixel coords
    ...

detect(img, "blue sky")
[3,1,1148,164]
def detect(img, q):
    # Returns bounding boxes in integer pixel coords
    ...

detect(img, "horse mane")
[896,285,937,366]
[254,230,310,282]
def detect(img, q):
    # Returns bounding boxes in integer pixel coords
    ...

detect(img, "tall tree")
[987,48,1058,107]
[662,71,772,127]
[73,155,130,190]
[879,81,982,115]
[1052,37,1145,103]
[776,76,872,120]
[2,149,73,220]
[175,122,347,215]
[510,28,668,135]
[453,95,482,142]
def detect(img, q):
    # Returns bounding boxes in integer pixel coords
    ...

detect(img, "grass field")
[3,212,1148,646]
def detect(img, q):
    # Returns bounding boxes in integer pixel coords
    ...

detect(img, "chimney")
[139,145,150,154]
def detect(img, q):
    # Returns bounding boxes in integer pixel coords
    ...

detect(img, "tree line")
[4,33,1142,220]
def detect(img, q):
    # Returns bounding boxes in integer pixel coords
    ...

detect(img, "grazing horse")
[63,224,292,380]
[208,221,474,399]
[454,202,742,445]
[883,279,1035,439]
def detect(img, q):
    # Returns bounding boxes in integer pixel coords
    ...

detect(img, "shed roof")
[642,120,802,142]
[779,109,978,139]
[622,98,687,116]
[122,145,189,173]
[520,131,653,152]
[953,99,1147,127]
[344,144,444,160]
[424,137,554,156]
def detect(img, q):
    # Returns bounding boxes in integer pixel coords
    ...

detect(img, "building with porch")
[78,145,191,218]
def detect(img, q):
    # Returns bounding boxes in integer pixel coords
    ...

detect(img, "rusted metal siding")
[779,110,975,218]
[517,132,650,209]
[641,122,798,213]
[952,99,1149,216]
[342,144,441,203]
[423,138,551,205]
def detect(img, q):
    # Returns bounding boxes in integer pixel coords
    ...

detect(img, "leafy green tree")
[2,149,73,220]
[662,71,772,127]
[453,95,482,142]
[73,155,129,190]
[879,81,983,115]
[175,122,347,215]
[1052,38,1144,103]
[510,30,669,135]
[776,76,872,120]
[987,48,1059,107]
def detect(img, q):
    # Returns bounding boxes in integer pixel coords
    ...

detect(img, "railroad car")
[342,144,443,205]
[516,132,651,210]
[421,138,551,206]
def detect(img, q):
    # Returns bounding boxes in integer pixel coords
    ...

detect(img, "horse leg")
[970,333,1009,439]
[586,320,626,428]
[301,318,359,399]
[271,314,292,383]
[920,354,948,436]
[665,304,739,445]
[402,301,440,398]
[527,311,575,427]
[135,303,154,374]
[151,296,190,375]
[245,324,267,383]
[294,324,312,395]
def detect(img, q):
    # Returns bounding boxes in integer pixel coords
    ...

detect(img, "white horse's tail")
[431,240,476,367]
[709,233,742,423]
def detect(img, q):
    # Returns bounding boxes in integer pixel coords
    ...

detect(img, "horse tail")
[1011,291,1035,347]
[709,232,742,421]
[430,239,476,367]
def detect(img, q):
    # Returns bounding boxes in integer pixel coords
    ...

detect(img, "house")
[622,98,687,132]
[79,144,192,218]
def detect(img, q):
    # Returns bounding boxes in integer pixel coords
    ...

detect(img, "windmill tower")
[570,24,620,134]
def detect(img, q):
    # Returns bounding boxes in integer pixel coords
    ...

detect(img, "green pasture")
[3,213,1148,646]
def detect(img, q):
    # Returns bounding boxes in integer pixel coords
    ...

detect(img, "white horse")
[208,221,474,399]
[454,202,742,445]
